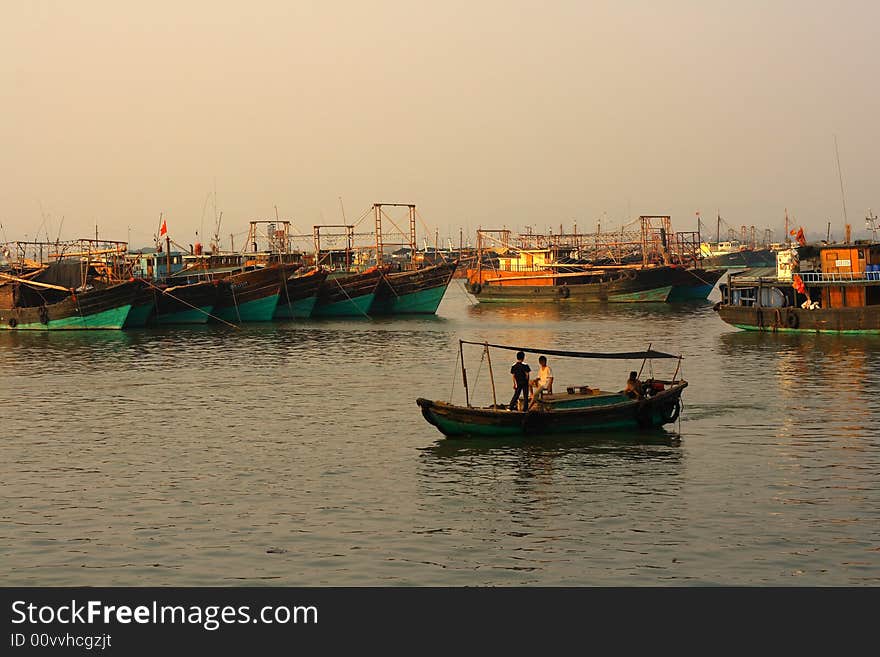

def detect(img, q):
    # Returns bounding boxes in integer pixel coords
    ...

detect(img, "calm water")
[2,282,879,585]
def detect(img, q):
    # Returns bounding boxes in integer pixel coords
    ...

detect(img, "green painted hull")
[418,384,686,438]
[274,296,318,319]
[370,285,448,315]
[8,304,133,331]
[214,293,280,323]
[156,305,214,325]
[667,284,715,302]
[731,323,880,335]
[312,292,376,318]
[608,285,673,303]
[123,302,155,328]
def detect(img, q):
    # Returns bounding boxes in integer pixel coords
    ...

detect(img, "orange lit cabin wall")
[820,247,867,308]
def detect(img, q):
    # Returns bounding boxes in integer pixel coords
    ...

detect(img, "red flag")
[792,273,806,295]
[159,220,167,236]
[796,227,805,246]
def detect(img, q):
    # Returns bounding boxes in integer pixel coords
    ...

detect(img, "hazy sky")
[1,1,878,248]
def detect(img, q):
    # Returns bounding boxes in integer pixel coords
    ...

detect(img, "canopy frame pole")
[672,355,682,383]
[459,339,470,407]
[484,341,498,408]
[636,342,652,380]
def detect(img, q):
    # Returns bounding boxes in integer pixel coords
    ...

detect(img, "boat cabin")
[722,242,880,309]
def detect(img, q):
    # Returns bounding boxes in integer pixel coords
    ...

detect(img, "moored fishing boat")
[0,268,139,330]
[173,253,292,323]
[312,268,384,317]
[370,260,458,315]
[467,265,674,303]
[274,268,329,319]
[714,238,880,333]
[417,341,688,437]
[152,280,221,325]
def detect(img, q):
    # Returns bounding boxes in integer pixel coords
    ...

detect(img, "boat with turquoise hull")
[0,278,138,331]
[122,283,155,328]
[312,269,384,318]
[417,341,687,438]
[172,258,289,323]
[370,261,457,315]
[274,269,328,319]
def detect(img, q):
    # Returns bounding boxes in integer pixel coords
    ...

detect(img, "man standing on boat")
[509,351,531,411]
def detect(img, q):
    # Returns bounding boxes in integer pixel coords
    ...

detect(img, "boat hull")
[154,280,219,325]
[716,304,880,334]
[417,384,687,437]
[371,262,457,315]
[212,266,285,322]
[122,285,156,328]
[0,281,138,331]
[312,270,383,317]
[702,249,776,269]
[468,266,677,303]
[274,269,329,319]
[666,268,725,301]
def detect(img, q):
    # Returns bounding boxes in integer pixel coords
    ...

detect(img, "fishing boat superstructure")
[715,233,880,333]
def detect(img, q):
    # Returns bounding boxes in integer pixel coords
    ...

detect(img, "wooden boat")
[715,240,880,334]
[665,266,725,301]
[370,260,458,315]
[467,265,674,303]
[274,268,329,319]
[172,255,292,323]
[312,268,385,317]
[417,341,687,437]
[0,265,139,330]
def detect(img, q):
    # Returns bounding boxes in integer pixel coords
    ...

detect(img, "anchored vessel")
[0,261,138,330]
[371,260,458,315]
[417,341,687,437]
[467,220,721,303]
[715,240,880,333]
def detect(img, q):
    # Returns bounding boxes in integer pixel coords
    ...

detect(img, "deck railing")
[800,271,880,283]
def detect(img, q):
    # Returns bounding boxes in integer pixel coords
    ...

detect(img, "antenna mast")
[834,135,849,231]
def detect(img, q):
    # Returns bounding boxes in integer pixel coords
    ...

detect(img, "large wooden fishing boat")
[466,221,723,303]
[274,268,329,319]
[371,260,458,315]
[467,265,675,303]
[312,268,385,317]
[0,263,139,330]
[417,341,687,437]
[173,254,291,323]
[715,239,880,333]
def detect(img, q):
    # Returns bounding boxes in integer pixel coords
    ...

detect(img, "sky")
[1,0,878,249]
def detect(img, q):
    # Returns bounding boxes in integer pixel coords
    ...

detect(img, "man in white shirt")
[528,356,554,409]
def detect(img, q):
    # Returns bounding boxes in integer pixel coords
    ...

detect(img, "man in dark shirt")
[509,351,531,411]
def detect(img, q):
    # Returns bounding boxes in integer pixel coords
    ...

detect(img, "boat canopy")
[460,340,679,360]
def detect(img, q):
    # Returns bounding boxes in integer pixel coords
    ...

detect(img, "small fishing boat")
[417,341,687,437]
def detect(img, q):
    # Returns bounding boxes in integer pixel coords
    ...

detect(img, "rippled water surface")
[2,284,879,585]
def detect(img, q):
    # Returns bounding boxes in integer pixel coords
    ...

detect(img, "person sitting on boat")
[509,351,531,411]
[528,355,554,409]
[623,371,642,399]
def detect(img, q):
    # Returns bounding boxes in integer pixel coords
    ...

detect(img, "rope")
[457,280,478,305]
[448,348,460,403]
[332,275,372,318]
[138,278,240,329]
